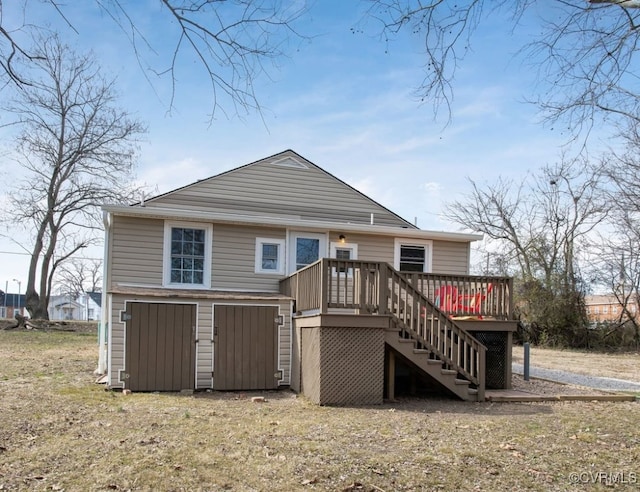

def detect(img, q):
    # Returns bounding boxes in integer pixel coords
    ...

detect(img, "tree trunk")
[25,289,50,320]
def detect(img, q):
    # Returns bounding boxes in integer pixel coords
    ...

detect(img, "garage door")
[124,302,196,391]
[213,305,279,390]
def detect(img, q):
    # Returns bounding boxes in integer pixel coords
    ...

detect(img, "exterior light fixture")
[339,234,346,243]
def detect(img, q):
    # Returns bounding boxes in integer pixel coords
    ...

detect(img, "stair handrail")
[382,264,486,392]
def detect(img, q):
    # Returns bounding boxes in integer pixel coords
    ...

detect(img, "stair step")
[426,359,443,365]
[413,349,430,354]
[397,338,414,344]
[454,379,471,386]
[441,369,457,376]
[467,388,478,395]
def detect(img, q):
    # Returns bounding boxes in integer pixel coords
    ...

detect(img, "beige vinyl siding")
[145,152,412,228]
[432,240,470,275]
[328,232,470,274]
[108,295,126,388]
[110,216,164,287]
[196,303,213,389]
[334,233,395,262]
[212,224,286,292]
[108,294,291,390]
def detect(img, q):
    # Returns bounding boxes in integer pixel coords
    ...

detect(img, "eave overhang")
[102,204,483,243]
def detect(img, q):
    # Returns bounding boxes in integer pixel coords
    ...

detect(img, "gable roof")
[105,150,482,243]
[48,295,84,309]
[87,291,102,307]
[141,150,417,229]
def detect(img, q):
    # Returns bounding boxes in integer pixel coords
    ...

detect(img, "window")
[394,239,432,273]
[255,238,285,275]
[163,221,212,288]
[288,232,327,273]
[602,306,608,314]
[330,241,358,274]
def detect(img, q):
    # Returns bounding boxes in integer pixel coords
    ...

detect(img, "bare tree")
[0,1,306,118]
[591,139,640,346]
[444,157,610,345]
[2,34,145,320]
[364,1,640,134]
[593,238,640,348]
[55,258,103,298]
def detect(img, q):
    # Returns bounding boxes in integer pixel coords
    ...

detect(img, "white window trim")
[288,231,328,274]
[163,220,213,289]
[330,241,358,276]
[393,238,433,273]
[255,237,286,275]
[330,241,358,260]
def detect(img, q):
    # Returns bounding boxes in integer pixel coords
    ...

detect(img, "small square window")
[255,238,285,275]
[330,241,358,276]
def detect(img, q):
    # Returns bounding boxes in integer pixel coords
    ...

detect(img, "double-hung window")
[164,222,212,288]
[255,237,285,275]
[394,239,432,273]
[330,241,358,275]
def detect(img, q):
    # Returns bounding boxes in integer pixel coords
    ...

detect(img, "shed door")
[213,305,279,390]
[124,302,196,391]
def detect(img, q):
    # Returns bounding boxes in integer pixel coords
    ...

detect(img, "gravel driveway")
[513,363,640,392]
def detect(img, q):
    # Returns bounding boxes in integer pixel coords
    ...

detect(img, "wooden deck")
[281,259,518,402]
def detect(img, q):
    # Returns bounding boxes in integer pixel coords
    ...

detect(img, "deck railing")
[279,259,507,395]
[280,259,513,320]
[403,273,514,320]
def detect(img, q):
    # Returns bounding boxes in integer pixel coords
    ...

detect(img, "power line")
[0,251,102,260]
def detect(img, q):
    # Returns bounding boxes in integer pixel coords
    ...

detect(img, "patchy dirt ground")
[1,330,639,491]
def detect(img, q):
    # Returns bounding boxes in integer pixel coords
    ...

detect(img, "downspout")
[96,210,111,375]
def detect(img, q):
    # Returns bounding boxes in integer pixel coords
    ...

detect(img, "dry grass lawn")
[1,329,639,491]
[512,345,640,382]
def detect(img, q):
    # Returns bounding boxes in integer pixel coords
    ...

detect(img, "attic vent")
[272,157,309,169]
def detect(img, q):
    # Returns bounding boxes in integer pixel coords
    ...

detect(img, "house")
[585,294,638,326]
[48,295,85,320]
[48,292,102,321]
[98,150,517,404]
[1,293,26,319]
[79,291,102,321]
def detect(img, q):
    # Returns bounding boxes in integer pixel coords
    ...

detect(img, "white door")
[288,232,328,274]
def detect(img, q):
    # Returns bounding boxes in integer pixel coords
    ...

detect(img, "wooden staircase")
[381,265,486,401]
[385,334,480,400]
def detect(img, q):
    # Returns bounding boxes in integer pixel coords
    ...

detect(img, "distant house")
[47,292,102,321]
[585,294,638,325]
[99,150,518,404]
[1,293,26,319]
[48,295,85,320]
[79,292,102,321]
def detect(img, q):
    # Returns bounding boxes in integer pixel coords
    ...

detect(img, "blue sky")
[0,1,595,293]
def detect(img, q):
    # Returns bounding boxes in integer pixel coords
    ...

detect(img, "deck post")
[377,264,388,315]
[507,277,514,320]
[387,349,395,401]
[477,346,486,402]
[320,259,328,314]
